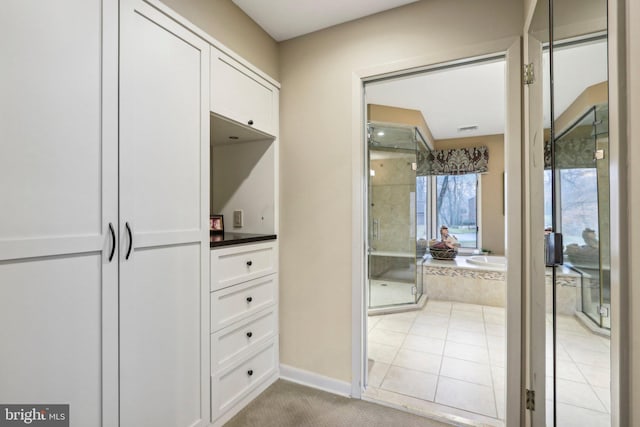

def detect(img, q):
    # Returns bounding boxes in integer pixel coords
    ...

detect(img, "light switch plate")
[233,210,243,228]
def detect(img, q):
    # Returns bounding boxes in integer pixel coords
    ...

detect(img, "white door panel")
[120,6,202,236]
[0,254,103,426]
[120,244,202,427]
[119,1,210,425]
[505,37,524,427]
[525,32,547,427]
[0,2,118,427]
[0,0,103,240]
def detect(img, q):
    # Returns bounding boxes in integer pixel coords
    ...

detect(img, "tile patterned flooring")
[365,299,611,426]
[545,313,611,427]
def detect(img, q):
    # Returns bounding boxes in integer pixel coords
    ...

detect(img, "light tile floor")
[366,299,611,426]
[545,313,611,427]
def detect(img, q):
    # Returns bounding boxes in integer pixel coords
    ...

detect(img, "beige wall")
[279,0,523,383]
[434,134,506,255]
[160,0,279,80]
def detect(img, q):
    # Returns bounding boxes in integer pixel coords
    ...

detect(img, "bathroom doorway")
[360,53,517,426]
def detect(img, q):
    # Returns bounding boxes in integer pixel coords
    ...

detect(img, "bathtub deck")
[423,255,506,272]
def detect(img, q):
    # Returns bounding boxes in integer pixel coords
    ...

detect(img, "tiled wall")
[423,265,506,307]
[424,264,582,313]
[370,157,416,254]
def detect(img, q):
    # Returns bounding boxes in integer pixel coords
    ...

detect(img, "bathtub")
[422,254,507,307]
[466,255,507,269]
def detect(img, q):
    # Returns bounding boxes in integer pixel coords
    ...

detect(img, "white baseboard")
[279,364,352,397]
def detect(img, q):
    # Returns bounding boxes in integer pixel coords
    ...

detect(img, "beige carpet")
[224,380,452,427]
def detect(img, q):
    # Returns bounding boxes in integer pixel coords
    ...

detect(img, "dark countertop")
[210,232,277,248]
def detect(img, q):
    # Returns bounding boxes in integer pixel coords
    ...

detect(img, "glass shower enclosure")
[367,122,431,312]
[552,105,610,329]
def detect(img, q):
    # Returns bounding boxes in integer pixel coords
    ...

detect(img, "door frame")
[350,39,523,426]
[522,26,547,426]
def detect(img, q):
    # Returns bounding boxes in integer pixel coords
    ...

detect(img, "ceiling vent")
[457,125,479,132]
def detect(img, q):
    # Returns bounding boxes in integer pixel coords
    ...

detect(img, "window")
[544,168,600,248]
[416,175,428,241]
[435,174,479,248]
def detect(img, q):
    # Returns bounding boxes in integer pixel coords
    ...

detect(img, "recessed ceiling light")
[377,131,385,136]
[457,125,479,132]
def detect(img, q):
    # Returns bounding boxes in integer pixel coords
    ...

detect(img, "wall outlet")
[233,210,243,228]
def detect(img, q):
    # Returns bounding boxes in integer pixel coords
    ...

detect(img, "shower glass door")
[554,106,610,329]
[368,123,425,309]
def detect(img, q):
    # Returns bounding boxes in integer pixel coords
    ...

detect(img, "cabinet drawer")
[211,339,277,419]
[211,274,277,331]
[210,242,276,291]
[211,308,276,373]
[210,47,275,136]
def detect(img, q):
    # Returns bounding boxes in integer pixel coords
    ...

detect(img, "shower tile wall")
[370,157,415,254]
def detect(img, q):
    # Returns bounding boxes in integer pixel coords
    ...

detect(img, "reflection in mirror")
[547,0,611,425]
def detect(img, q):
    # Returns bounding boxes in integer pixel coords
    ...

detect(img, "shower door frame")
[351,41,523,427]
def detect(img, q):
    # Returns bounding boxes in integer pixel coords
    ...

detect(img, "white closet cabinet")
[210,47,277,136]
[119,1,210,426]
[0,1,118,426]
[209,241,279,425]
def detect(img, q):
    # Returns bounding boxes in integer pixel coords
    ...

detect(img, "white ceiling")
[231,0,419,42]
[366,39,607,141]
[542,39,608,127]
[366,59,506,140]
[231,2,608,141]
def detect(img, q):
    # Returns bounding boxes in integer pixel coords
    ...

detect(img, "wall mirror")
[528,0,611,425]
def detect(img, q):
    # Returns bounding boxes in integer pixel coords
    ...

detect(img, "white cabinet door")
[119,1,210,426]
[210,48,276,136]
[0,1,118,426]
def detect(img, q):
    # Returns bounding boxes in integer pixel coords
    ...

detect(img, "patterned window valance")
[544,137,596,170]
[418,146,489,176]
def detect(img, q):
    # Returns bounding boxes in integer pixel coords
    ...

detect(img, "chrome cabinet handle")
[108,223,116,262]
[125,222,133,260]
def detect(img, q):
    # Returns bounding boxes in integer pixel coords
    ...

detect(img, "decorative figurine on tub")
[428,225,460,259]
